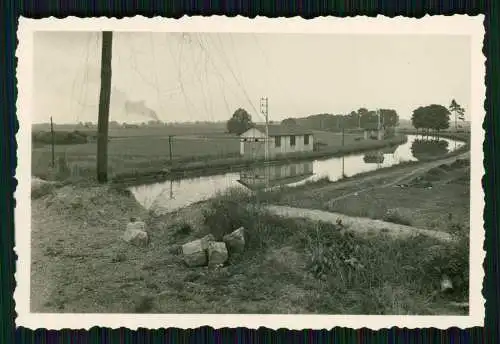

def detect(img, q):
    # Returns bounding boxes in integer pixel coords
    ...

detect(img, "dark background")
[1,0,498,343]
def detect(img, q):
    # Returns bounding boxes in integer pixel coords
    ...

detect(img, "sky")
[33,31,471,124]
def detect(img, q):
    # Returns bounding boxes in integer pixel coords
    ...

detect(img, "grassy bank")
[112,134,408,186]
[244,139,470,209]
[257,155,470,234]
[32,131,407,185]
[31,184,468,314]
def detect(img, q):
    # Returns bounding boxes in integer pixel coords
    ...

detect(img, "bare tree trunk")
[97,31,113,183]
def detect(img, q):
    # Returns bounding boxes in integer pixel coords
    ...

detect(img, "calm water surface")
[130,135,465,213]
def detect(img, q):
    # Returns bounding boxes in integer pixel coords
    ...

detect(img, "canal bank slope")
[112,134,408,186]
[30,144,470,314]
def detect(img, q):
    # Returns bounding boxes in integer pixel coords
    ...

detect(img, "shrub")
[201,188,294,250]
[303,222,362,280]
[202,189,255,240]
[171,222,192,239]
[32,130,89,145]
[382,208,412,226]
[422,223,469,299]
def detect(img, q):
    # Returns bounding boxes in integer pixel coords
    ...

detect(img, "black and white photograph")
[15,16,485,329]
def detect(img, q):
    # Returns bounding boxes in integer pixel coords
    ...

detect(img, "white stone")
[441,274,453,292]
[181,234,216,267]
[207,241,228,267]
[223,227,245,253]
[182,239,207,267]
[123,228,149,247]
[200,234,215,250]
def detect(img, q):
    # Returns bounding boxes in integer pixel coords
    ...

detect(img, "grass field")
[31,128,385,182]
[32,122,228,138]
[32,132,241,180]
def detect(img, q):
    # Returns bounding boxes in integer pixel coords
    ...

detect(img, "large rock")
[123,228,149,247]
[182,234,215,267]
[223,227,245,253]
[182,239,207,267]
[207,242,228,267]
[441,274,453,292]
[123,220,149,247]
[200,234,215,249]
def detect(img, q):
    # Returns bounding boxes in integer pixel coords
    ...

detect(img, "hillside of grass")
[31,182,468,314]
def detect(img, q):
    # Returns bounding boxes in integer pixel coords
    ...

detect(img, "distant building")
[363,123,385,140]
[239,125,314,158]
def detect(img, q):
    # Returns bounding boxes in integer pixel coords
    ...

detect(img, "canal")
[130,135,465,213]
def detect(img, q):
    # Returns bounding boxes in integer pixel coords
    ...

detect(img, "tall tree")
[360,110,378,129]
[457,106,466,128]
[97,31,113,183]
[429,104,451,138]
[227,108,254,135]
[449,99,461,131]
[411,104,450,139]
[379,109,399,128]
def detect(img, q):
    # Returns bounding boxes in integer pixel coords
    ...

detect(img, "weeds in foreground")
[382,208,413,226]
[421,222,469,300]
[202,188,299,249]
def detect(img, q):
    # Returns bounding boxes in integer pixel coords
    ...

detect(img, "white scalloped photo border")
[14,14,486,330]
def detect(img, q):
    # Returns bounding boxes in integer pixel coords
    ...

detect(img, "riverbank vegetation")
[256,155,470,229]
[32,128,407,184]
[31,180,468,314]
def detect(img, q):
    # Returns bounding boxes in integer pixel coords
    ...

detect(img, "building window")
[304,134,310,145]
[275,136,281,147]
[290,135,296,146]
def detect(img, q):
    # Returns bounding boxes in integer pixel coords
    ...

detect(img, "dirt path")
[265,205,454,242]
[288,152,470,205]
[264,152,469,243]
[328,152,469,204]
[30,199,59,312]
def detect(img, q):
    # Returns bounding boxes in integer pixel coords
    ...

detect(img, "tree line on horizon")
[226,107,400,135]
[226,99,467,136]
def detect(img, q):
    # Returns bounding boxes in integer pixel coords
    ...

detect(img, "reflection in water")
[238,161,314,191]
[130,172,243,214]
[130,135,466,213]
[363,151,385,165]
[411,139,449,160]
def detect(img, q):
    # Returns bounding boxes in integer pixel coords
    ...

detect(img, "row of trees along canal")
[226,107,400,135]
[227,100,465,137]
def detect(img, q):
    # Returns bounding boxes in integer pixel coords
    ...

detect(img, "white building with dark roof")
[239,124,314,158]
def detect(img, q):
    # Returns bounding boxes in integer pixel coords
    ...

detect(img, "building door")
[243,139,265,158]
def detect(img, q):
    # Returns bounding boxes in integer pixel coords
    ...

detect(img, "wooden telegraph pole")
[341,117,345,177]
[168,135,173,162]
[96,31,113,183]
[50,116,55,168]
[260,97,269,162]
